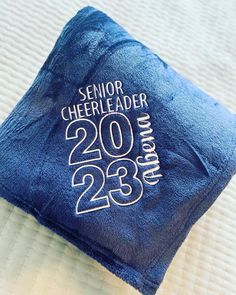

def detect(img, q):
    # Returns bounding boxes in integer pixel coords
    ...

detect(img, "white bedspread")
[0,1,235,294]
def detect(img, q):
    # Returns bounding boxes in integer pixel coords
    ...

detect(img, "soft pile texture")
[0,3,236,295]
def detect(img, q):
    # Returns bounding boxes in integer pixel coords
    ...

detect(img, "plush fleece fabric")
[0,6,236,295]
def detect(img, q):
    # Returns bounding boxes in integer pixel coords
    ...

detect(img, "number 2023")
[65,112,143,215]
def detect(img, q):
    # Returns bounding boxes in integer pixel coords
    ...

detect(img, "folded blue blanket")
[0,6,235,295]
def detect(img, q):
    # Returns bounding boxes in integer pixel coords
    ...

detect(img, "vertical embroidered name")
[136,113,162,185]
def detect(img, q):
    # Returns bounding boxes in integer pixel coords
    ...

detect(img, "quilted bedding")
[0,1,235,295]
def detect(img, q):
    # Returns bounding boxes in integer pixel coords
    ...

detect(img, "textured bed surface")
[0,1,235,294]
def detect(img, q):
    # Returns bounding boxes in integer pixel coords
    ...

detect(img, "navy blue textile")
[0,6,236,295]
